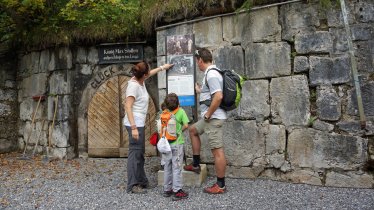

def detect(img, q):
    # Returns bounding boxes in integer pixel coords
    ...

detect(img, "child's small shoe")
[163,190,173,197]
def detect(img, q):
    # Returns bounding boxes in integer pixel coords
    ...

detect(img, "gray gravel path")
[1,153,373,210]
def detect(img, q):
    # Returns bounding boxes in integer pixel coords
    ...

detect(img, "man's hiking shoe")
[163,190,173,197]
[131,185,147,194]
[203,183,226,194]
[172,189,188,201]
[183,164,201,174]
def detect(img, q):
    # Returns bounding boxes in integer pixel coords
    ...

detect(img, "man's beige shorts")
[194,118,225,149]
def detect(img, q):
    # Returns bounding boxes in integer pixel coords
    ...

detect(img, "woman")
[124,61,173,194]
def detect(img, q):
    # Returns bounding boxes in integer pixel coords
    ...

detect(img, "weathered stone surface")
[279,2,319,41]
[270,75,310,128]
[39,50,50,73]
[317,85,341,121]
[326,1,355,27]
[78,64,92,75]
[0,103,11,116]
[193,18,223,48]
[295,32,332,54]
[288,128,368,170]
[294,56,309,73]
[348,82,374,116]
[239,80,270,120]
[19,98,46,121]
[355,0,374,23]
[49,71,72,95]
[325,171,374,188]
[224,120,265,167]
[213,46,245,76]
[47,95,72,121]
[87,47,98,65]
[355,41,374,73]
[222,13,247,45]
[241,7,281,45]
[30,52,41,74]
[157,56,167,89]
[19,53,33,77]
[0,89,16,101]
[281,169,322,186]
[19,73,48,99]
[52,121,70,147]
[312,120,334,132]
[76,47,87,64]
[309,56,351,86]
[329,28,348,54]
[351,24,374,41]
[226,165,265,179]
[48,47,72,71]
[246,42,291,79]
[0,138,15,153]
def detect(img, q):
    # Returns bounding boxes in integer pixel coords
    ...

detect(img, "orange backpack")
[159,107,179,142]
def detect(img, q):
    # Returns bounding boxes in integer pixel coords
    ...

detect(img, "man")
[184,48,227,194]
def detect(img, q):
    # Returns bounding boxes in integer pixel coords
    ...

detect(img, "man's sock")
[217,177,225,188]
[192,155,200,167]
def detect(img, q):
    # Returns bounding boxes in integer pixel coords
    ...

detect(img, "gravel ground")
[1,152,373,210]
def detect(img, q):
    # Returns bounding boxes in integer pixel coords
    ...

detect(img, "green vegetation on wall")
[0,0,336,49]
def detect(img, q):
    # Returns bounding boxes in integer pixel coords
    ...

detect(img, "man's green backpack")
[203,68,245,111]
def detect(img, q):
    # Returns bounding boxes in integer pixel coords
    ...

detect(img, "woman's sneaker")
[172,189,188,201]
[163,190,173,197]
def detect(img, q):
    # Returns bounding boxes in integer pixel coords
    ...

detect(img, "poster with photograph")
[167,34,194,55]
[166,34,195,106]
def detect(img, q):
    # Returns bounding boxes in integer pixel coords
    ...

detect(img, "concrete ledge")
[158,164,207,187]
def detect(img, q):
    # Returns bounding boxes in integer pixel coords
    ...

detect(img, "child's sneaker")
[203,183,226,194]
[183,164,201,174]
[172,189,188,201]
[163,190,173,197]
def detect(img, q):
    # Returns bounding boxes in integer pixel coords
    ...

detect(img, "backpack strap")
[201,67,221,106]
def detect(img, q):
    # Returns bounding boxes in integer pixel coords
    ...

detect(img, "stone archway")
[77,64,158,157]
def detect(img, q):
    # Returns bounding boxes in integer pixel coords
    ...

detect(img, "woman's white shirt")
[123,78,149,127]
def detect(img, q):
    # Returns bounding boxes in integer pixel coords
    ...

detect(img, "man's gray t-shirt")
[199,65,227,119]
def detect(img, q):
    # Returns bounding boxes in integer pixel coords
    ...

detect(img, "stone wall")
[156,0,374,188]
[0,55,18,153]
[16,46,158,159]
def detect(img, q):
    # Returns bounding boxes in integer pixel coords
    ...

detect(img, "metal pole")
[340,0,366,129]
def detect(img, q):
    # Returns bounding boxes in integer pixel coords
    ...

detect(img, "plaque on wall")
[98,43,144,64]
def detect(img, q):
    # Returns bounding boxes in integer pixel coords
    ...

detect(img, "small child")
[161,93,189,201]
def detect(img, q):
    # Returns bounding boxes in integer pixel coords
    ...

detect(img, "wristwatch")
[131,125,137,130]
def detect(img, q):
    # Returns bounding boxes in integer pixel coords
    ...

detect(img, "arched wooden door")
[88,75,157,157]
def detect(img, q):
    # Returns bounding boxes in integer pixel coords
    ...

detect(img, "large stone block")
[49,71,72,95]
[325,171,374,188]
[309,56,351,86]
[246,42,291,79]
[355,41,374,74]
[213,46,245,76]
[279,2,319,41]
[158,164,207,187]
[355,0,374,23]
[348,82,374,116]
[317,85,341,121]
[48,47,72,71]
[193,18,223,48]
[39,50,50,73]
[242,7,281,45]
[288,128,368,170]
[222,13,247,45]
[281,169,322,186]
[270,75,310,128]
[0,103,11,116]
[295,32,332,54]
[294,56,309,73]
[87,47,99,65]
[239,80,270,120]
[224,120,265,167]
[76,47,87,64]
[19,73,48,99]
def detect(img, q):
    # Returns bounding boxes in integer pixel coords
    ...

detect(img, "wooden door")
[88,75,157,157]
